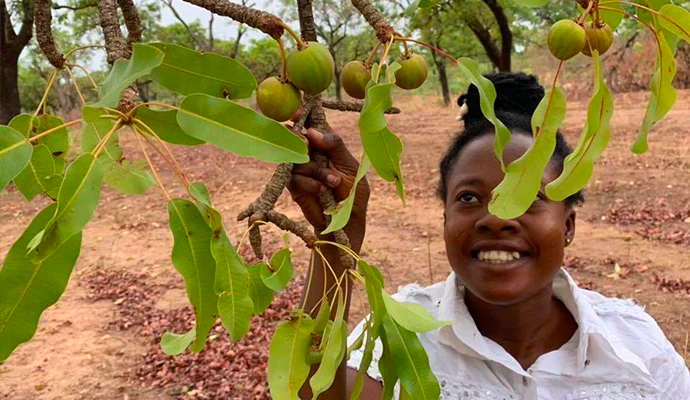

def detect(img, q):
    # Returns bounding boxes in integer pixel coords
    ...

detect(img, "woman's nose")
[475,211,521,235]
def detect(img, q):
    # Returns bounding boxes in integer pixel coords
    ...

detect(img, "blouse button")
[522,376,528,387]
[584,359,591,367]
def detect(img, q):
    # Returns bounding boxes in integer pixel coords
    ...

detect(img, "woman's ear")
[564,208,576,247]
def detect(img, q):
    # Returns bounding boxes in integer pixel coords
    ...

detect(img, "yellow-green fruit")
[548,19,587,61]
[256,77,302,122]
[581,22,614,56]
[394,53,428,90]
[287,42,334,94]
[340,60,371,99]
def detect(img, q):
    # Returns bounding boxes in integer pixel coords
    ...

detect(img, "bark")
[0,55,21,124]
[350,0,394,43]
[332,47,342,101]
[117,0,144,45]
[436,58,450,106]
[181,0,284,39]
[34,0,65,67]
[481,0,512,71]
[98,0,130,64]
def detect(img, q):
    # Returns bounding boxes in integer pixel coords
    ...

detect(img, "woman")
[288,73,690,399]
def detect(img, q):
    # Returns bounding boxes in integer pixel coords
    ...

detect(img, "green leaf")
[88,44,164,109]
[0,126,32,192]
[322,153,370,235]
[149,43,257,99]
[188,182,223,234]
[136,107,204,146]
[404,0,437,15]
[350,261,386,400]
[378,325,398,400]
[310,292,348,399]
[0,204,82,363]
[13,144,62,200]
[248,263,275,315]
[381,315,440,400]
[34,115,69,173]
[659,5,690,43]
[456,58,512,171]
[631,33,677,154]
[160,329,196,356]
[637,0,671,27]
[359,63,405,204]
[81,119,122,163]
[268,313,316,400]
[511,0,550,8]
[213,232,253,342]
[260,248,294,292]
[546,52,613,201]
[8,113,37,138]
[381,290,451,333]
[177,94,309,164]
[599,2,624,31]
[82,105,104,123]
[489,87,567,219]
[167,199,218,352]
[32,154,104,258]
[104,159,156,195]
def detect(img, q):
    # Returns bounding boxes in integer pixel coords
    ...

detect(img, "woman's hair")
[437,72,585,207]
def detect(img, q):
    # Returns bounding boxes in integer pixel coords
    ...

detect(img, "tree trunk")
[0,54,21,124]
[436,59,450,106]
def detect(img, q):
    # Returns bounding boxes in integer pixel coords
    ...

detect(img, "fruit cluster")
[547,19,613,61]
[256,40,430,122]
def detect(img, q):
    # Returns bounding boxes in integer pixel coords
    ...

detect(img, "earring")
[565,238,572,245]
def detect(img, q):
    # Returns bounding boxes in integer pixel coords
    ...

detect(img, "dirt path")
[1,91,689,398]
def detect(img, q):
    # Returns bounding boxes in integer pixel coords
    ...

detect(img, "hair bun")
[457,72,545,124]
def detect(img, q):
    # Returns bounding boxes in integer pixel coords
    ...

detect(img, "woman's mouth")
[471,250,529,265]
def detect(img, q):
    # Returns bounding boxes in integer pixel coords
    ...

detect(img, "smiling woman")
[289,73,690,399]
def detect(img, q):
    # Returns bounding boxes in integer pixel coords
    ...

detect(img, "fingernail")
[327,175,340,187]
[319,184,328,193]
[308,128,324,140]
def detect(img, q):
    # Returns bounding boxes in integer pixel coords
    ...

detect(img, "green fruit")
[548,19,587,61]
[394,53,428,90]
[256,77,301,122]
[287,42,334,94]
[341,60,372,99]
[581,22,614,57]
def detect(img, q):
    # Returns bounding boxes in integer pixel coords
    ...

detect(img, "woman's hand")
[288,128,370,250]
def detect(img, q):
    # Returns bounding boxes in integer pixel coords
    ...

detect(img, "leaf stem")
[64,66,86,106]
[132,121,191,189]
[300,250,318,314]
[365,42,382,67]
[578,0,595,25]
[128,102,179,118]
[34,69,58,117]
[277,38,289,80]
[67,63,99,90]
[135,129,171,201]
[104,107,128,119]
[314,240,361,261]
[394,36,458,64]
[64,45,106,60]
[599,1,690,39]
[93,119,123,158]
[379,35,396,66]
[28,119,81,142]
[280,21,306,49]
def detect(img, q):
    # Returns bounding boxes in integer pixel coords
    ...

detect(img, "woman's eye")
[458,193,479,204]
[534,192,545,202]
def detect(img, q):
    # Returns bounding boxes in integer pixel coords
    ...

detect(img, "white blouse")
[347,269,690,399]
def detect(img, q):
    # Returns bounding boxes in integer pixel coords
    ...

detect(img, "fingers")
[288,174,327,197]
[292,162,342,188]
[304,129,358,171]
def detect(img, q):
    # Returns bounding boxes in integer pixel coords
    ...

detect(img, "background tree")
[0,0,34,124]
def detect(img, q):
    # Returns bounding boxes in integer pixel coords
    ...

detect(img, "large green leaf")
[512,0,550,8]
[81,119,122,163]
[177,94,309,164]
[0,126,32,192]
[88,44,164,109]
[187,182,223,235]
[599,2,624,31]
[0,204,82,363]
[260,248,294,292]
[135,107,204,146]
[160,329,196,356]
[381,290,451,333]
[13,144,62,200]
[637,0,671,27]
[546,52,613,201]
[248,263,275,315]
[34,115,69,173]
[489,87,567,219]
[8,113,37,138]
[213,232,253,342]
[381,315,440,400]
[149,43,257,99]
[268,312,316,400]
[359,63,405,203]
[322,153,370,235]
[350,261,386,400]
[309,292,347,398]
[104,160,156,195]
[378,324,398,400]
[456,58,512,171]
[32,154,104,258]
[631,34,677,154]
[167,199,218,352]
[659,5,690,43]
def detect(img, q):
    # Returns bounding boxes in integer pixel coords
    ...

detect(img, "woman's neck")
[464,284,578,370]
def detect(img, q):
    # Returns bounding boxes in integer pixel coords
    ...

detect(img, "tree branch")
[207,12,214,51]
[98,0,130,64]
[465,16,502,71]
[16,0,34,49]
[481,0,512,71]
[163,0,203,49]
[350,0,394,43]
[322,99,400,114]
[117,0,144,45]
[181,0,284,39]
[34,0,65,68]
[52,2,96,10]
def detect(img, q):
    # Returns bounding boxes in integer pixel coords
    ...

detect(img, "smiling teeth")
[477,250,521,264]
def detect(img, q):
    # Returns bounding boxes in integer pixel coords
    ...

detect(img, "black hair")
[437,72,585,207]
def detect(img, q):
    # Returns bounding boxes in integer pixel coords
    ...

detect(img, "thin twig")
[34,0,65,68]
[135,130,171,201]
[321,99,400,114]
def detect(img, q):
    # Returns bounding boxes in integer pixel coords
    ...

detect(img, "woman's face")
[443,133,576,306]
